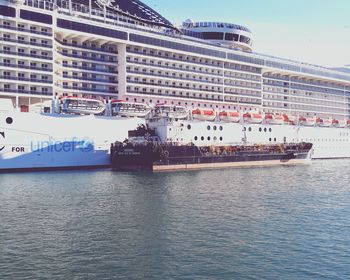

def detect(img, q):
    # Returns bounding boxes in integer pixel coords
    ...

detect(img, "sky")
[142,0,350,67]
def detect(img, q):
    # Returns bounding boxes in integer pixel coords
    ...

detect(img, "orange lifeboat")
[283,114,296,125]
[316,117,323,126]
[243,112,263,124]
[332,119,339,127]
[192,108,216,121]
[219,111,240,122]
[299,116,307,124]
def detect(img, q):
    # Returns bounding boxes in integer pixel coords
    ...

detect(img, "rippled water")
[1,160,350,279]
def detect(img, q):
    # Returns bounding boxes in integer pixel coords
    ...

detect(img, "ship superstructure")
[1,0,350,169]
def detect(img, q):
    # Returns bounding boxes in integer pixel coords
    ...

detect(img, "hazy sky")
[143,0,350,67]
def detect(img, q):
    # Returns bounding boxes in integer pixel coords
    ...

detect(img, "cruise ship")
[1,0,350,170]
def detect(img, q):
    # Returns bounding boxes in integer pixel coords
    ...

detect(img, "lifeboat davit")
[155,104,188,119]
[192,108,216,121]
[243,112,263,124]
[265,113,284,125]
[219,111,240,122]
[60,96,105,115]
[111,100,151,117]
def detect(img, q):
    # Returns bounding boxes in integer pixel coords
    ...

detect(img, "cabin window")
[187,125,191,130]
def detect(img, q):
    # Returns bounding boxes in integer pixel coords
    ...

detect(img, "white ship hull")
[1,112,350,171]
[0,112,143,171]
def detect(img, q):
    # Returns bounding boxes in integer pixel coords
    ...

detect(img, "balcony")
[0,37,52,48]
[0,62,52,72]
[0,50,52,60]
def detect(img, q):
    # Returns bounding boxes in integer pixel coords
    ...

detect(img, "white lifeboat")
[111,100,151,118]
[60,96,105,115]
[155,104,188,119]
[316,117,331,127]
[320,118,332,127]
[192,108,216,121]
[219,111,240,123]
[300,116,316,126]
[265,113,284,125]
[243,112,263,124]
[337,120,347,128]
[332,119,340,127]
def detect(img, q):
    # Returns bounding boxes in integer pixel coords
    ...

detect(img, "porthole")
[201,136,204,141]
[259,127,262,132]
[6,117,13,124]
[243,127,246,131]
[219,137,223,141]
[274,138,277,142]
[248,127,252,132]
[213,126,217,131]
[207,136,211,141]
[269,138,272,142]
[194,136,198,141]
[264,128,267,132]
[207,125,211,131]
[213,136,217,141]
[269,128,272,132]
[219,126,223,131]
[187,124,191,130]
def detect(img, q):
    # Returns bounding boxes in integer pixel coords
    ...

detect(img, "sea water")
[1,160,350,279]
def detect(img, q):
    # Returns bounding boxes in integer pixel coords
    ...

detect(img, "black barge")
[111,141,313,172]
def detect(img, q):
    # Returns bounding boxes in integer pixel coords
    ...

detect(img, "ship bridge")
[181,20,253,52]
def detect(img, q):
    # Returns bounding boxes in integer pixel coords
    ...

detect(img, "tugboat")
[110,116,313,172]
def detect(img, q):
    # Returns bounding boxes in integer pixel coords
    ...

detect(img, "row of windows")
[0,5,15,17]
[129,33,226,59]
[57,19,128,40]
[194,136,223,141]
[20,10,52,25]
